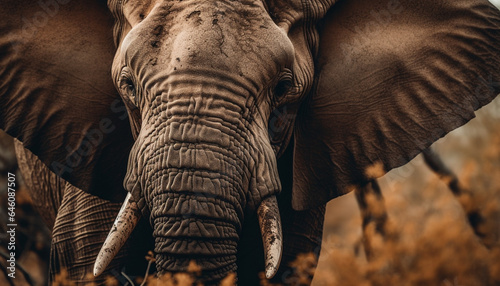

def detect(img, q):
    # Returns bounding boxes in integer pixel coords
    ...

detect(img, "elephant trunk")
[96,85,283,281]
[153,212,239,282]
[143,122,244,281]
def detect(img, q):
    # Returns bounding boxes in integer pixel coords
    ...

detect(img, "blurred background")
[312,94,500,286]
[1,2,500,286]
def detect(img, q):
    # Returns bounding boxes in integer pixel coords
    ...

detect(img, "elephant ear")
[0,0,133,201]
[293,0,500,210]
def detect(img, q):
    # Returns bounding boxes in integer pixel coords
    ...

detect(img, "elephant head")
[1,0,500,283]
[95,0,311,280]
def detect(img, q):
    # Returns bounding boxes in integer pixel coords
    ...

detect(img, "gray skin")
[2,0,500,284]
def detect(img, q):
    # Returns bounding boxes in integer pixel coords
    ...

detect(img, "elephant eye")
[274,80,292,99]
[274,72,294,100]
[274,80,292,101]
[119,73,137,106]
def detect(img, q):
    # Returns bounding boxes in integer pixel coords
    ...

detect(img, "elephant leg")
[275,203,326,285]
[14,139,65,229]
[50,186,120,283]
[354,180,392,260]
[422,148,488,246]
[14,140,154,284]
[276,143,326,285]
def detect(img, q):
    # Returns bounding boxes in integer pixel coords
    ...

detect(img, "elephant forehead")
[120,0,281,49]
[115,0,271,35]
[116,0,295,83]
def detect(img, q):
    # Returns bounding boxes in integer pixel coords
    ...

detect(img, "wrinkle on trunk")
[125,85,281,282]
[150,167,242,282]
[142,118,248,282]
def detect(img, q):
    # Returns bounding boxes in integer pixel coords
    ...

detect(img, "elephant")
[1,0,500,284]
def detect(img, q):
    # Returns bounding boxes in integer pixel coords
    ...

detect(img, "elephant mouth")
[93,193,283,280]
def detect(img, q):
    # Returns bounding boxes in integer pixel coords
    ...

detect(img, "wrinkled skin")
[112,0,307,280]
[1,0,500,284]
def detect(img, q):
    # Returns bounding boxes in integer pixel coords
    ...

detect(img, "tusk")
[257,196,283,279]
[93,193,141,276]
